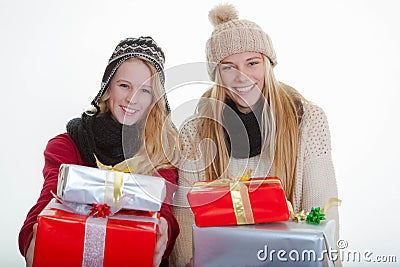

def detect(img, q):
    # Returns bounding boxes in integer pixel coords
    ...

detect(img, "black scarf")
[66,112,141,166]
[222,97,264,158]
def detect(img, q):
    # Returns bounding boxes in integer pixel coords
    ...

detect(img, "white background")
[1,0,399,266]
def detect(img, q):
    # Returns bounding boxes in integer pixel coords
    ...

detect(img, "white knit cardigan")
[170,101,340,267]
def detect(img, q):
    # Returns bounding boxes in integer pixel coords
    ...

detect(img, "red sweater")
[18,133,179,265]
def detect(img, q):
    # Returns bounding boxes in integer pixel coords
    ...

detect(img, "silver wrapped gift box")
[56,164,166,212]
[193,220,337,267]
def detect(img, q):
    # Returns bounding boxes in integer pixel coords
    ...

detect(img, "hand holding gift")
[25,223,37,267]
[152,217,168,267]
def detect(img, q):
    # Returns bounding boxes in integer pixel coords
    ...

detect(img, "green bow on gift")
[306,207,326,224]
[287,198,341,224]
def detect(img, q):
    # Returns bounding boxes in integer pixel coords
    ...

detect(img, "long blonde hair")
[94,57,179,175]
[194,55,304,202]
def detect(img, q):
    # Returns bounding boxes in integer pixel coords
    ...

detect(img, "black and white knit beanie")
[91,36,169,112]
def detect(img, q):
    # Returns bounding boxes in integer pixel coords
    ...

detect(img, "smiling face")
[108,59,153,125]
[218,52,265,113]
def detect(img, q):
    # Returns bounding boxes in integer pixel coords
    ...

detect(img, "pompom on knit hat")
[91,36,170,112]
[206,4,277,81]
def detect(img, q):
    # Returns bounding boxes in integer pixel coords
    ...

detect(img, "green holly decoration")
[306,207,325,224]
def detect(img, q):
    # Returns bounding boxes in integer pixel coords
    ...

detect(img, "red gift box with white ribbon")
[33,199,159,267]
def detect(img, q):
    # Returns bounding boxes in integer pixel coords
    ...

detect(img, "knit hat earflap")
[91,36,170,112]
[206,4,277,81]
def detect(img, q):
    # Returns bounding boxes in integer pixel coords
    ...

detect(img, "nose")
[234,68,250,83]
[126,88,138,104]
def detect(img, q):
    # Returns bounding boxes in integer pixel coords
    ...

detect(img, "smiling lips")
[121,106,138,115]
[232,84,255,93]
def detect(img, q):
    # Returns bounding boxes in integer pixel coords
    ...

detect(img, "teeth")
[235,84,254,92]
[122,107,137,113]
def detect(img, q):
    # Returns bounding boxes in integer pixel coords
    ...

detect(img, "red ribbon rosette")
[90,203,111,218]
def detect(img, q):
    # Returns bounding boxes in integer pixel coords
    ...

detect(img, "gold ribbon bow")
[94,154,141,173]
[94,155,141,205]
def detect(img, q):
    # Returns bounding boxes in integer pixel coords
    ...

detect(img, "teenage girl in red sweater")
[19,36,180,267]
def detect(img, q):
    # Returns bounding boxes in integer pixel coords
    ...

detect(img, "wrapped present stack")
[187,171,340,267]
[33,163,166,267]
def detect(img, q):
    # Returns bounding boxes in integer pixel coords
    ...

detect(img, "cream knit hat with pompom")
[206,4,277,81]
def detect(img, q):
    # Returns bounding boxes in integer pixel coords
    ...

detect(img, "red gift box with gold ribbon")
[33,199,159,267]
[187,177,290,227]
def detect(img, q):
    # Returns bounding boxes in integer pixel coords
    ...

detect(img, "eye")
[140,88,151,94]
[249,61,260,66]
[119,83,130,89]
[221,64,234,71]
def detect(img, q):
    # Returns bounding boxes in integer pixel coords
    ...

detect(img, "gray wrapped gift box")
[56,164,166,212]
[193,220,336,267]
